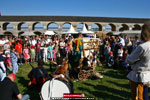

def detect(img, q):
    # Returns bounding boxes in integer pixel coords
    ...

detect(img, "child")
[5,53,12,73]
[107,51,114,67]
[118,46,124,60]
[84,55,94,70]
[121,50,130,70]
[53,47,57,62]
[81,56,103,80]
[91,53,97,70]
[23,45,30,64]
[43,44,48,62]
[82,57,91,70]
[104,44,111,63]
[30,45,35,62]
[65,44,70,58]
[10,47,18,74]
[122,49,129,61]
[48,43,53,61]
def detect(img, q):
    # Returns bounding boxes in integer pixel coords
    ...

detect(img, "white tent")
[44,31,55,35]
[62,25,78,34]
[80,24,94,34]
[21,32,35,36]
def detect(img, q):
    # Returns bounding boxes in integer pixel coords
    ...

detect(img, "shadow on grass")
[102,69,128,80]
[17,76,29,88]
[106,80,130,90]
[78,84,130,100]
[78,67,130,100]
[17,76,41,100]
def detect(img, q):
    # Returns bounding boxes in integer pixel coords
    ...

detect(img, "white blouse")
[126,41,150,85]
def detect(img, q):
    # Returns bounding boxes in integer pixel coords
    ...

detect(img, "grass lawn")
[14,62,149,100]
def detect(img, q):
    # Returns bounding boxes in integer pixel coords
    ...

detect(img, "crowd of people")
[0,33,85,100]
[99,35,140,69]
[98,22,150,100]
[0,22,150,100]
[0,34,73,74]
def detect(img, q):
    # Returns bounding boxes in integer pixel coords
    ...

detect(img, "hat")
[8,73,16,80]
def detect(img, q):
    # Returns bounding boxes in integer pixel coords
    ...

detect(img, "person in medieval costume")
[70,33,83,79]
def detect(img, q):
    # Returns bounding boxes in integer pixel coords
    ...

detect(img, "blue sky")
[0,0,150,18]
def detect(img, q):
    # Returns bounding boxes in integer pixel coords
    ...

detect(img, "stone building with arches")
[0,16,150,36]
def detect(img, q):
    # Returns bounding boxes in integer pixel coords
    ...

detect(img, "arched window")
[105,24,116,32]
[62,23,71,31]
[47,23,59,31]
[92,24,102,31]
[3,23,14,30]
[33,22,43,30]
[18,23,28,30]
[119,24,129,31]
[132,24,141,30]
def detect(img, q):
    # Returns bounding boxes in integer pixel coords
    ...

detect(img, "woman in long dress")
[126,22,150,100]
